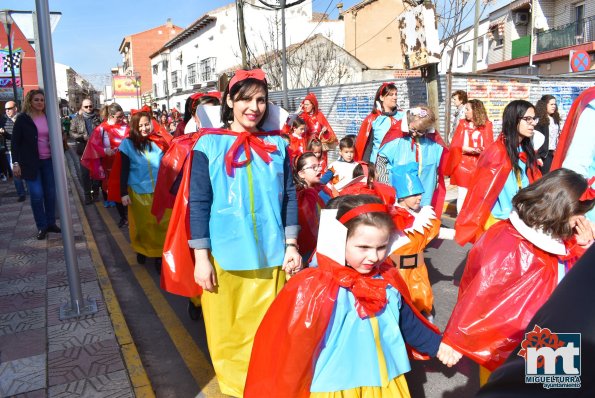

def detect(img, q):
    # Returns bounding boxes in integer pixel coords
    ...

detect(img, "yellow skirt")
[202,259,286,397]
[310,375,410,398]
[128,190,171,258]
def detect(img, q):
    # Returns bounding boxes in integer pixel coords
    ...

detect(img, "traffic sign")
[570,51,591,72]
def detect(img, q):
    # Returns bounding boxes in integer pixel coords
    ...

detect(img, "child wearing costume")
[320,135,358,187]
[298,92,338,166]
[389,163,454,318]
[444,169,594,382]
[160,69,301,397]
[245,194,461,398]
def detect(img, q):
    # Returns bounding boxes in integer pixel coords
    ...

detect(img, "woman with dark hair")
[355,82,405,162]
[446,99,494,213]
[298,92,337,166]
[455,100,542,245]
[444,168,595,384]
[115,111,171,266]
[11,89,61,240]
[160,69,300,396]
[534,94,562,174]
[175,91,221,137]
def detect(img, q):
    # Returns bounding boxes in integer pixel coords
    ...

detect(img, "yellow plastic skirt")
[310,375,410,398]
[128,189,171,258]
[202,259,286,397]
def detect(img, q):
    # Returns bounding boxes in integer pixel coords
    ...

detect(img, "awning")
[511,0,532,11]
[489,15,507,29]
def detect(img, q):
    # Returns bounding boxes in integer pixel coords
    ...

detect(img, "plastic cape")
[159,128,283,297]
[297,187,326,259]
[105,132,172,204]
[244,253,440,398]
[445,120,494,186]
[551,86,595,170]
[378,123,449,219]
[443,220,578,371]
[454,136,541,246]
[354,111,401,162]
[80,122,129,180]
[152,132,202,222]
[288,133,307,164]
[339,181,396,206]
[299,94,337,148]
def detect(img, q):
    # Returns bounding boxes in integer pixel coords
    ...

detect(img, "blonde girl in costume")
[189,69,301,396]
[246,194,461,397]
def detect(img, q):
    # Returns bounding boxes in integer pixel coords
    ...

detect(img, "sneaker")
[46,224,62,233]
[108,201,116,208]
[17,195,26,202]
[137,253,146,264]
[37,229,47,240]
[117,218,128,228]
[0,174,6,182]
[103,200,110,208]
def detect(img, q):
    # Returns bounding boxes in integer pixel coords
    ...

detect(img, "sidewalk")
[0,170,152,397]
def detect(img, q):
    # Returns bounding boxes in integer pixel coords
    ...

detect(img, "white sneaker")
[0,174,6,182]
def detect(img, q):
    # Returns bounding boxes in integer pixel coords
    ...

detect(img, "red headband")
[229,69,266,91]
[190,91,222,101]
[130,105,152,116]
[379,82,396,94]
[580,176,595,201]
[338,203,388,225]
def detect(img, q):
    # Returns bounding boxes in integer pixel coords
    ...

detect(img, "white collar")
[509,211,566,255]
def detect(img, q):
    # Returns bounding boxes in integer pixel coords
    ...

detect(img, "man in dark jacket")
[70,99,101,204]
[0,100,26,201]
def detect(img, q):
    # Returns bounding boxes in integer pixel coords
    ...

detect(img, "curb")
[67,164,155,397]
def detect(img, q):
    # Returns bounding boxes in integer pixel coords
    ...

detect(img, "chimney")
[166,18,173,28]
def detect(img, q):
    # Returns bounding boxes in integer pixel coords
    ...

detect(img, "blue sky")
[2,0,359,78]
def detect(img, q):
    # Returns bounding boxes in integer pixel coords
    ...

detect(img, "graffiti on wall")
[467,79,530,122]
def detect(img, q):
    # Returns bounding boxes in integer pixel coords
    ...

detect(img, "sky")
[2,0,360,85]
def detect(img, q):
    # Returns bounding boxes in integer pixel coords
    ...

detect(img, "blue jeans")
[25,158,56,230]
[5,152,26,197]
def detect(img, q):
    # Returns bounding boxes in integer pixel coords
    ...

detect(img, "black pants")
[541,150,555,174]
[79,160,101,197]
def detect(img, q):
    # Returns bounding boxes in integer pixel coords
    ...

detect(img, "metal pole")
[471,0,480,73]
[236,0,248,68]
[34,0,97,320]
[280,0,289,108]
[529,0,536,67]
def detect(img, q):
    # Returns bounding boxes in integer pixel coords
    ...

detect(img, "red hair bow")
[130,105,152,115]
[190,91,222,101]
[391,206,415,231]
[580,176,595,201]
[229,69,266,91]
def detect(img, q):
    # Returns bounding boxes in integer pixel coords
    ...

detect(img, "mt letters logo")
[518,325,581,389]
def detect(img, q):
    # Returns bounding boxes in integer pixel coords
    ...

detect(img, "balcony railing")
[536,15,595,53]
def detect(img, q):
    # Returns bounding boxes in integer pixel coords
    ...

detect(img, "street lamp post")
[0,10,20,107]
[160,52,170,111]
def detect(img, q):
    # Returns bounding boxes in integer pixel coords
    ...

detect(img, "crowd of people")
[2,71,594,397]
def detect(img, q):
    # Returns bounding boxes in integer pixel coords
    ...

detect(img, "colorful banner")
[113,75,138,97]
[0,48,23,80]
[467,79,531,123]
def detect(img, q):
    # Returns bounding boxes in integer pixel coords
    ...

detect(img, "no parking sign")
[569,51,592,72]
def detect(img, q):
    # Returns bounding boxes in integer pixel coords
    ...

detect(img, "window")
[171,71,180,89]
[456,46,464,67]
[152,65,158,75]
[153,83,158,97]
[575,3,585,38]
[490,26,504,47]
[477,37,484,61]
[187,63,197,85]
[200,57,216,81]
[162,81,168,96]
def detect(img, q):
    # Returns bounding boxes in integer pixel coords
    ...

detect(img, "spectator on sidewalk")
[11,89,61,240]
[534,95,562,174]
[0,101,26,201]
[70,99,101,204]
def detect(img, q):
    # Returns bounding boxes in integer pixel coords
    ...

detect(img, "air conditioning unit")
[461,43,471,53]
[514,11,529,26]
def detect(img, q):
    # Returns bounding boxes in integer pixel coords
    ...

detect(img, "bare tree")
[436,0,489,142]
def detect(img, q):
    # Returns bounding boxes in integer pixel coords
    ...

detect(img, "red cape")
[339,181,396,206]
[445,120,494,187]
[105,131,172,203]
[378,122,449,219]
[551,86,595,170]
[152,132,203,222]
[297,187,325,258]
[244,253,440,398]
[444,220,573,371]
[81,122,129,180]
[354,111,402,162]
[454,136,541,246]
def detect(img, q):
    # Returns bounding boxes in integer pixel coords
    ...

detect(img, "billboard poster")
[113,75,137,97]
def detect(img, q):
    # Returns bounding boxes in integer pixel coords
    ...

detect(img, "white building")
[439,19,490,73]
[149,0,345,112]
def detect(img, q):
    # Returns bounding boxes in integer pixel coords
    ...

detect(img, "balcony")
[536,15,595,53]
[512,35,531,59]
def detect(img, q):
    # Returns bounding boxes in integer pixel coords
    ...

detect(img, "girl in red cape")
[354,82,405,163]
[299,93,338,166]
[445,99,494,214]
[245,194,461,397]
[286,116,308,164]
[81,103,129,226]
[339,162,396,207]
[294,152,331,263]
[443,168,594,384]
[454,100,542,246]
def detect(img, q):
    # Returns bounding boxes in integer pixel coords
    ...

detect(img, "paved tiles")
[0,176,137,397]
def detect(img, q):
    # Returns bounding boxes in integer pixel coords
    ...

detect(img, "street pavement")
[0,162,152,397]
[0,148,478,397]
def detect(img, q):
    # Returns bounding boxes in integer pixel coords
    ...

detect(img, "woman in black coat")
[535,95,562,174]
[11,89,61,240]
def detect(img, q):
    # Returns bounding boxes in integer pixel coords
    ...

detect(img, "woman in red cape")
[298,93,337,165]
[454,100,541,246]
[443,169,594,379]
[445,99,494,214]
